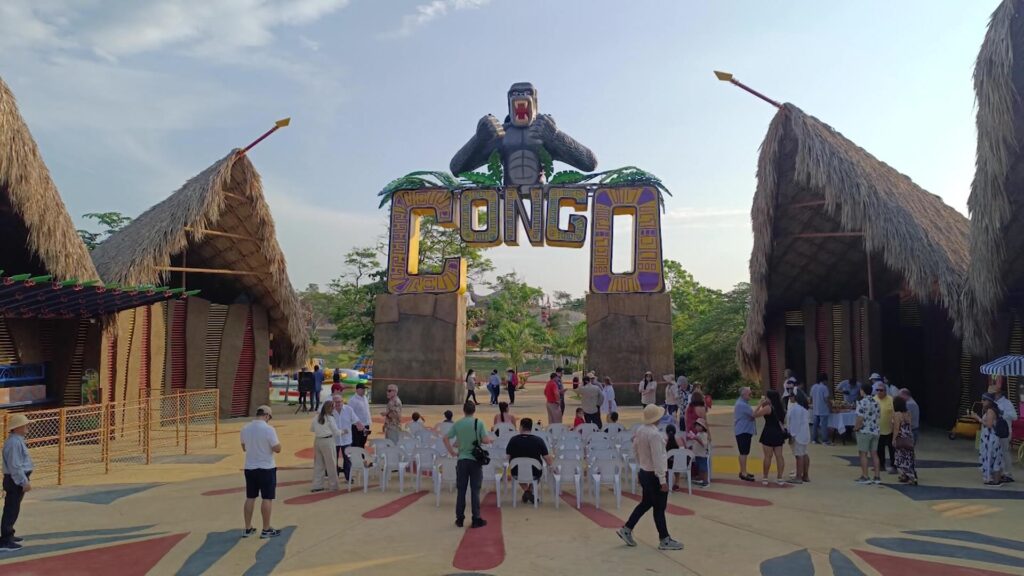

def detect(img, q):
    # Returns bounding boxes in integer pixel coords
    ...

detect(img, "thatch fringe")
[964,0,1023,355]
[91,152,307,369]
[737,104,969,378]
[0,76,100,282]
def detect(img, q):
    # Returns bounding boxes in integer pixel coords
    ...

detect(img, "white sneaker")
[616,527,637,547]
[658,537,684,550]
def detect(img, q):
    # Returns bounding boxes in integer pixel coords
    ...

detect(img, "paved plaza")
[0,387,1022,576]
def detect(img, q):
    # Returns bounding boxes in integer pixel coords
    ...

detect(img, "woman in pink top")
[684,391,706,433]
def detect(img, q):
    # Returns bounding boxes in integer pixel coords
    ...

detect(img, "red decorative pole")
[236,118,291,158]
[714,71,782,109]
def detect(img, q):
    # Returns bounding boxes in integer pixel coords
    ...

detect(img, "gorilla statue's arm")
[532,114,598,172]
[450,114,503,175]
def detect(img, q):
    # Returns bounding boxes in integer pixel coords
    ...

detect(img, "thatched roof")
[92,151,307,369]
[0,76,99,281]
[737,104,969,378]
[964,0,1024,354]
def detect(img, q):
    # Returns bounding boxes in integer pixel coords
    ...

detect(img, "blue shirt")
[837,380,860,405]
[733,398,756,436]
[2,434,34,486]
[810,382,832,416]
[314,368,325,387]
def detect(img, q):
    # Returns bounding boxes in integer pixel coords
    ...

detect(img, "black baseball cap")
[356,383,366,389]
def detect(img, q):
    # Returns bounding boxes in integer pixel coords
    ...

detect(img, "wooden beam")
[184,227,258,242]
[790,200,827,208]
[223,192,247,202]
[867,250,875,300]
[156,266,258,276]
[790,232,863,239]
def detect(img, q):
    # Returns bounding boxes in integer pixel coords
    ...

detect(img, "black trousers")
[877,433,894,469]
[1,472,29,543]
[584,411,602,429]
[507,386,516,405]
[625,470,669,540]
[465,389,477,404]
[336,446,352,481]
[298,391,308,411]
[455,459,483,522]
[351,425,368,449]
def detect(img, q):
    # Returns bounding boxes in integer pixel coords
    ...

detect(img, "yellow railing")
[0,389,219,486]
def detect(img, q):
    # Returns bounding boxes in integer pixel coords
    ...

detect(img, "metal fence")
[0,389,219,486]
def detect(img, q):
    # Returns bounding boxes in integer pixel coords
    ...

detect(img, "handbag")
[894,434,914,449]
[471,418,490,465]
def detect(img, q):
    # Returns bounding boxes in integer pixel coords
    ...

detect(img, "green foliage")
[548,170,589,185]
[377,171,460,208]
[552,290,585,312]
[538,147,554,181]
[77,211,132,250]
[545,166,672,210]
[477,273,547,371]
[298,283,335,347]
[330,270,387,352]
[487,150,503,183]
[343,246,381,287]
[416,217,494,285]
[457,171,501,187]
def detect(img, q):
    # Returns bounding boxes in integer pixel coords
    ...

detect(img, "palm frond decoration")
[458,171,501,187]
[547,166,673,210]
[538,147,555,181]
[487,150,503,184]
[377,170,460,208]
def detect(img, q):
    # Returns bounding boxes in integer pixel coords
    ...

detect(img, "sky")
[0,0,997,297]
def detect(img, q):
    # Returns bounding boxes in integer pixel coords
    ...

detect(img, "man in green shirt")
[444,401,493,528]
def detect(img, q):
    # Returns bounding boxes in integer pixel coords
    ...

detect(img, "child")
[409,412,427,435]
[786,389,811,483]
[689,418,710,487]
[572,407,585,429]
[1,414,33,551]
[665,424,682,491]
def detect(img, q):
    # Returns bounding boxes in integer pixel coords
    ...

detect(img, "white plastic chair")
[621,451,639,494]
[589,459,622,509]
[369,438,396,454]
[398,438,419,455]
[433,457,459,506]
[706,443,713,487]
[345,447,373,493]
[546,423,568,438]
[507,457,544,508]
[666,448,694,495]
[492,422,517,438]
[555,454,583,509]
[603,423,625,434]
[377,446,409,493]
[557,448,585,463]
[587,448,620,463]
[558,436,583,451]
[587,437,614,452]
[412,447,439,491]
[576,423,599,439]
[481,461,504,508]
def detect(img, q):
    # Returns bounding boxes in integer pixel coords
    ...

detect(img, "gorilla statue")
[450,82,598,186]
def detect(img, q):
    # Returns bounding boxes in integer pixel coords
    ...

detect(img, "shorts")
[735,433,753,456]
[694,456,709,473]
[856,432,879,453]
[666,404,678,415]
[244,467,277,500]
[792,442,808,457]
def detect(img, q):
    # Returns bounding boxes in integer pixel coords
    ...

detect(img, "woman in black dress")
[754,389,787,486]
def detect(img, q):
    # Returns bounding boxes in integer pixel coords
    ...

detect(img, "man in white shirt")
[994,380,1017,482]
[240,405,282,539]
[348,384,372,448]
[332,394,364,482]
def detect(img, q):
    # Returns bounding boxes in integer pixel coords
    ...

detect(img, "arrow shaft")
[237,126,280,157]
[730,79,782,109]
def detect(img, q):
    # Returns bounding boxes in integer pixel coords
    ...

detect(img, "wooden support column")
[802,298,818,385]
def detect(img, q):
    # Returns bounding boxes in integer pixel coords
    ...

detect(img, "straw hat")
[642,404,663,424]
[256,405,273,417]
[7,414,31,431]
[662,374,676,384]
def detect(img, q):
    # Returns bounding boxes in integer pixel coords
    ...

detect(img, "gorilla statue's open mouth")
[511,98,533,125]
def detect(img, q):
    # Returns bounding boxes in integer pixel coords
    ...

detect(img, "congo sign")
[385,186,665,295]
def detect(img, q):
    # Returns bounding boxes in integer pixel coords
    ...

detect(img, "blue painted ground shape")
[882,482,1024,501]
[54,483,162,505]
[833,455,975,469]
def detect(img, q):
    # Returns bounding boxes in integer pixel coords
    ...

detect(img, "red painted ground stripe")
[561,494,622,528]
[853,549,1015,576]
[622,492,695,515]
[0,533,188,576]
[284,485,378,505]
[689,490,772,506]
[452,492,505,572]
[202,480,307,496]
[712,478,793,489]
[363,491,429,519]
[294,447,314,460]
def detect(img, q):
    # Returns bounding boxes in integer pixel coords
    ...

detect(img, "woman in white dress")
[601,377,618,415]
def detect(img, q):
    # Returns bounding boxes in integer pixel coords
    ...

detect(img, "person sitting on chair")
[505,418,554,504]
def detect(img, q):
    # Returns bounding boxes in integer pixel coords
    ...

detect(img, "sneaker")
[11,537,22,543]
[310,488,324,493]
[855,476,871,484]
[658,537,684,551]
[823,442,833,446]
[521,491,530,504]
[872,477,882,485]
[984,480,1005,487]
[1003,476,1015,483]
[260,529,282,539]
[787,478,803,485]
[242,528,257,538]
[455,518,464,528]
[0,542,22,552]
[470,518,487,529]
[616,527,637,547]
[526,491,536,505]
[887,467,898,474]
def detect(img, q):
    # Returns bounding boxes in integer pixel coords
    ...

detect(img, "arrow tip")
[713,70,733,81]
[275,117,291,128]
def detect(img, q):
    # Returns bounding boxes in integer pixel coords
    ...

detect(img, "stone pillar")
[586,293,673,406]
[372,292,466,405]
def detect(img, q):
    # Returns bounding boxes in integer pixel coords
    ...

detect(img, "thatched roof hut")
[737,103,969,378]
[92,151,307,369]
[0,77,99,281]
[964,0,1024,355]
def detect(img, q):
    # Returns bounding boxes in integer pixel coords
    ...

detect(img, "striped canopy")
[979,355,1024,376]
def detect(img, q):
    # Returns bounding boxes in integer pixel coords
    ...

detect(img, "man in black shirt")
[505,418,554,504]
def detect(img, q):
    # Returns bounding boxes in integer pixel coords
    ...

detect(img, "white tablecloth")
[828,411,857,430]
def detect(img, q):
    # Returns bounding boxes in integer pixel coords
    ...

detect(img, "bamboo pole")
[145,394,152,465]
[102,403,109,474]
[184,393,190,455]
[156,266,259,276]
[183,227,259,243]
[214,394,219,448]
[58,409,66,485]
[867,250,875,301]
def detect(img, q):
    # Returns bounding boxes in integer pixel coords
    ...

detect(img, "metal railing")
[0,389,219,486]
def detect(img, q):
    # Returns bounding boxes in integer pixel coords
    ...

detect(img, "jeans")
[878,433,894,469]
[584,411,602,430]
[1,472,29,544]
[912,429,919,446]
[625,470,669,540]
[466,389,478,404]
[311,388,321,411]
[813,414,830,443]
[488,386,499,404]
[455,459,483,522]
[337,446,352,481]
[507,386,515,405]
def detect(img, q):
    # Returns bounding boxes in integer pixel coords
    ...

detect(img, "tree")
[552,290,585,312]
[77,211,132,250]
[330,270,387,352]
[416,217,495,285]
[478,273,547,370]
[298,283,335,347]
[344,246,380,287]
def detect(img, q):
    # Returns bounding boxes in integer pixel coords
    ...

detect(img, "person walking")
[892,395,917,485]
[310,402,341,492]
[240,405,282,539]
[544,373,562,425]
[506,369,517,405]
[382,385,403,444]
[873,380,896,474]
[1,414,33,551]
[331,394,362,482]
[332,367,342,387]
[465,369,479,406]
[733,387,757,482]
[444,401,493,528]
[976,393,1006,486]
[899,388,921,445]
[639,371,657,407]
[754,389,787,486]
[555,367,566,416]
[348,383,372,448]
[993,378,1017,482]
[616,404,683,551]
[854,382,881,485]
[312,364,324,412]
[601,377,618,416]
[580,376,603,428]
[487,369,501,405]
[810,373,832,445]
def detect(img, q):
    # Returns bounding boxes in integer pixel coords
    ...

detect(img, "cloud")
[384,0,492,39]
[662,206,749,228]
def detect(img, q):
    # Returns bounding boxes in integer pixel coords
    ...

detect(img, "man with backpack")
[444,401,493,529]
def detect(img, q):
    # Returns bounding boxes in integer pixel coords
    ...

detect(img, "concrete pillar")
[372,293,466,405]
